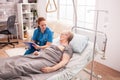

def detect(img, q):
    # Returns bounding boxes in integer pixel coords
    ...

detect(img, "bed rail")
[71,26,107,60]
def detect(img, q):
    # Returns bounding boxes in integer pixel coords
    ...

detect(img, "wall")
[0,0,22,22]
[95,0,120,72]
[0,2,16,21]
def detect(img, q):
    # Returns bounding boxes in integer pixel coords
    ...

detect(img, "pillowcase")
[69,34,89,54]
[53,33,89,54]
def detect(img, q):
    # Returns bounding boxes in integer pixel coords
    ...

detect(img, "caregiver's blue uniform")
[24,27,53,55]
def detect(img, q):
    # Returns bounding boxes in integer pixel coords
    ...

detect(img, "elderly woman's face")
[60,31,69,41]
[38,21,47,32]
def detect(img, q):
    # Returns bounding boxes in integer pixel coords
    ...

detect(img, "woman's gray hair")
[67,31,74,43]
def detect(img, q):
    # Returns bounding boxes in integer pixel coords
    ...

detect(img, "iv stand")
[89,10,108,80]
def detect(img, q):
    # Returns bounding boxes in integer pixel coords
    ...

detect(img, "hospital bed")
[1,21,106,80]
[16,21,106,80]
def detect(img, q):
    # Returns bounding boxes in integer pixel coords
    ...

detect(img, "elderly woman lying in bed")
[0,31,73,79]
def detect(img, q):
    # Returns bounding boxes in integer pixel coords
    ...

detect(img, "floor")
[0,40,120,80]
[86,61,120,80]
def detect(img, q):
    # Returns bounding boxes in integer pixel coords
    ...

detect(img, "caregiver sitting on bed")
[24,17,53,55]
[0,31,73,79]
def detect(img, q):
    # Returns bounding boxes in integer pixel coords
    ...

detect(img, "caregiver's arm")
[41,53,70,73]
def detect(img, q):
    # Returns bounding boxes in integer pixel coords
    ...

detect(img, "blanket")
[0,45,63,80]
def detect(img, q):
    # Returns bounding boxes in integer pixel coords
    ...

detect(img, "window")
[59,0,73,24]
[77,0,96,29]
[47,0,96,29]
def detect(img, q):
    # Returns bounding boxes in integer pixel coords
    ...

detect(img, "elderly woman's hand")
[40,67,55,73]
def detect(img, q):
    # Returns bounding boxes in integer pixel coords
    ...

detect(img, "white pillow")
[53,34,89,54]
[70,34,89,54]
